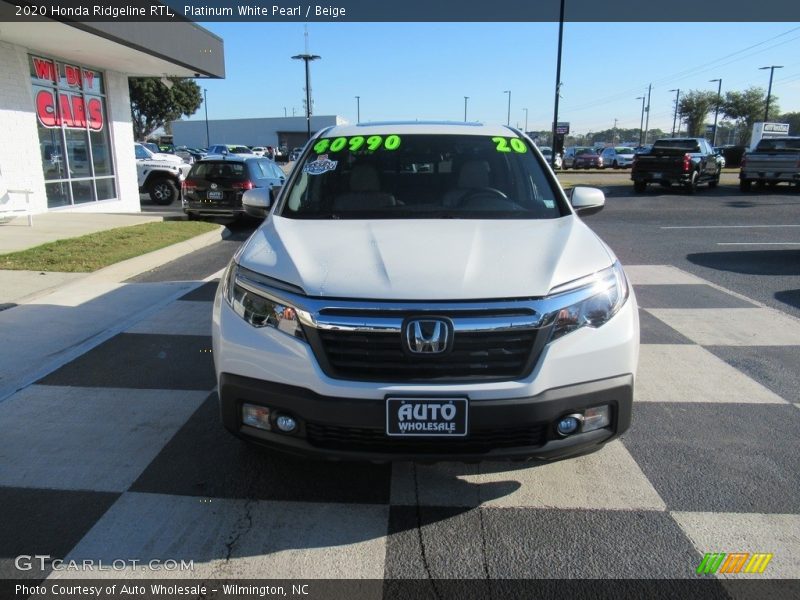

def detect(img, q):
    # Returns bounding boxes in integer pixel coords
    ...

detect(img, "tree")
[677,90,717,137]
[129,77,202,141]
[721,87,780,145]
[778,112,800,135]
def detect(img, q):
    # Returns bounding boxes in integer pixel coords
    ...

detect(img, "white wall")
[171,115,344,149]
[0,41,140,214]
[0,42,47,214]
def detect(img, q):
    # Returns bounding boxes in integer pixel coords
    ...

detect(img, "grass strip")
[0,221,218,272]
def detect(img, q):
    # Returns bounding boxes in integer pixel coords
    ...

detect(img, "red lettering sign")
[65,65,82,88]
[32,57,56,83]
[35,89,103,131]
[83,69,95,89]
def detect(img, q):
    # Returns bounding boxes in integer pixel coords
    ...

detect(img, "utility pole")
[613,118,618,144]
[203,88,209,148]
[464,96,469,122]
[669,88,680,137]
[504,90,511,126]
[709,79,722,146]
[643,83,652,144]
[283,106,287,117]
[292,53,321,140]
[523,108,528,132]
[355,96,360,123]
[760,65,783,121]
[636,96,645,146]
[550,0,565,169]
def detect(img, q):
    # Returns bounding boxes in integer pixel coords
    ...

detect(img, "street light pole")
[669,88,680,137]
[504,90,511,126]
[636,96,645,146]
[523,108,528,132]
[464,96,469,122]
[643,83,651,143]
[355,96,360,123]
[760,65,783,121]
[291,53,321,140]
[203,88,209,148]
[709,78,722,147]
[550,0,565,169]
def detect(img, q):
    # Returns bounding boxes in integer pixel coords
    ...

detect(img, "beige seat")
[442,160,491,207]
[333,164,396,211]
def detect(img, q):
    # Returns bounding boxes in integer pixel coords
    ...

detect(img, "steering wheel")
[458,187,509,207]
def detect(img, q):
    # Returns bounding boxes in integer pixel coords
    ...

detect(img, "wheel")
[613,160,619,169]
[148,177,179,205]
[739,179,751,192]
[633,181,646,193]
[708,170,720,189]
[685,171,698,195]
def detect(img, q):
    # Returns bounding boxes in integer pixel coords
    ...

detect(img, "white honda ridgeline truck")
[212,122,639,461]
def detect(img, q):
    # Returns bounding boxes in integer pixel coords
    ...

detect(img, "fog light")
[275,415,297,433]
[242,403,271,430]
[556,414,582,437]
[583,405,610,432]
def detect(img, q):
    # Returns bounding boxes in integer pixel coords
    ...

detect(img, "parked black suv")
[181,156,285,219]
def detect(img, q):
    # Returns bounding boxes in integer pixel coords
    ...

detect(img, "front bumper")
[218,373,633,461]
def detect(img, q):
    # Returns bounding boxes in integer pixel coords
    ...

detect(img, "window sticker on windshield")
[303,154,338,175]
[313,135,402,154]
[492,137,527,153]
[543,199,555,208]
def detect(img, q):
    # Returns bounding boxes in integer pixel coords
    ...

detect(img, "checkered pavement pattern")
[1,265,798,587]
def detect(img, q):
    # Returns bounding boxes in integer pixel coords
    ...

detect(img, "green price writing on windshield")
[313,135,402,154]
[492,137,528,153]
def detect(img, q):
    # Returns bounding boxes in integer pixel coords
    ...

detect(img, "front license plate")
[386,398,468,437]
[207,191,223,200]
[651,172,662,179]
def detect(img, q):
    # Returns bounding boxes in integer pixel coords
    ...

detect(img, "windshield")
[615,147,634,154]
[277,134,566,220]
[575,148,595,156]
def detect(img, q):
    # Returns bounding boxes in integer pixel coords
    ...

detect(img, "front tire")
[148,177,179,205]
[634,181,647,193]
[739,179,751,192]
[708,170,720,189]
[613,160,619,169]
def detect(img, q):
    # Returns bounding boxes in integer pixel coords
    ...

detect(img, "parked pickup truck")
[739,136,800,191]
[631,137,720,194]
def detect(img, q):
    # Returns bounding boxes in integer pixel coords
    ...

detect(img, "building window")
[30,55,115,209]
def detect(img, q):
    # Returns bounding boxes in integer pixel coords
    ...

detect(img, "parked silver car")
[600,146,636,169]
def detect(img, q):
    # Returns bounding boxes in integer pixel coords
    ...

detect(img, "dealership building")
[171,115,347,154]
[0,18,224,215]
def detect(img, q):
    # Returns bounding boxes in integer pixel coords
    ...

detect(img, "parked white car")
[134,143,191,205]
[212,122,639,461]
[600,146,636,169]
[538,146,563,169]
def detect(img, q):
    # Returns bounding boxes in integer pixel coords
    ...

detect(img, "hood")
[150,152,185,163]
[238,216,615,300]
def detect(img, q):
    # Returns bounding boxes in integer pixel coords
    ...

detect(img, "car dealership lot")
[0,189,798,586]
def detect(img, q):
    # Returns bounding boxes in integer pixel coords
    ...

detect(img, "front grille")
[305,422,547,454]
[314,328,540,382]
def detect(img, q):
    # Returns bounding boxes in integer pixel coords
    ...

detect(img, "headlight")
[550,261,629,341]
[222,263,305,340]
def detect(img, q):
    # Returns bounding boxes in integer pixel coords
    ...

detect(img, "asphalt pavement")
[0,185,798,594]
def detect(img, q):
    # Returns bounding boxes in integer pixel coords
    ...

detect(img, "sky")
[193,21,800,136]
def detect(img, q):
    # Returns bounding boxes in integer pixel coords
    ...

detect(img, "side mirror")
[242,187,271,219]
[569,186,605,216]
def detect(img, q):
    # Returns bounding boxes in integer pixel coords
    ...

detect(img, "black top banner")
[2,0,800,22]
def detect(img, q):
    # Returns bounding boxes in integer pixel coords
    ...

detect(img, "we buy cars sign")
[32,56,103,131]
